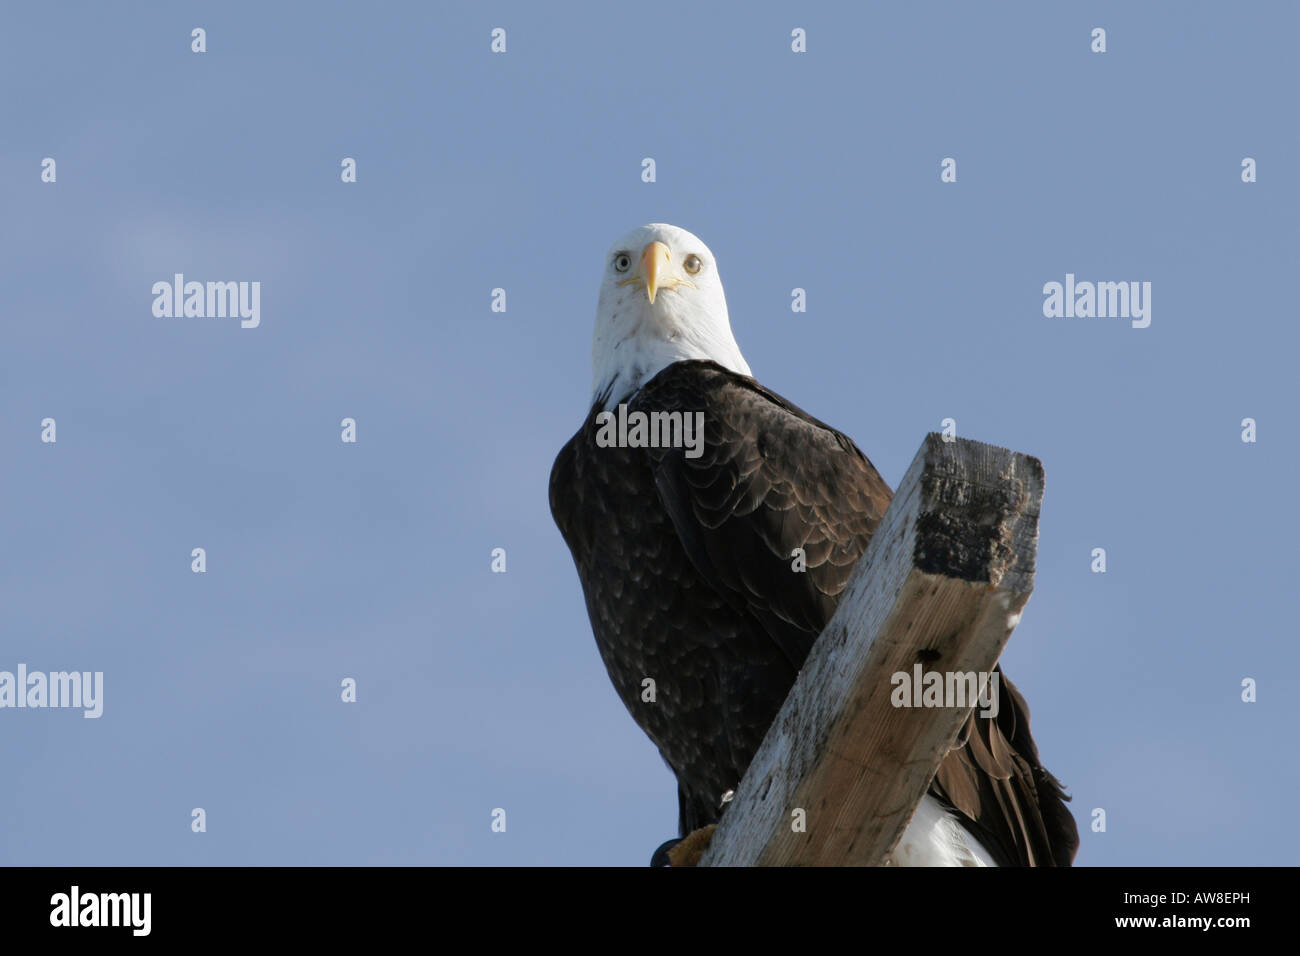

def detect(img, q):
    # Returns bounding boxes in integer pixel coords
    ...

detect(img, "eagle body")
[551,361,887,833]
[550,224,1078,865]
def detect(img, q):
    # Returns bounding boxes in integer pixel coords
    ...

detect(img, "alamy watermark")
[152,274,260,328]
[594,404,705,459]
[890,665,999,719]
[0,665,103,718]
[50,886,150,936]
[1043,273,1151,329]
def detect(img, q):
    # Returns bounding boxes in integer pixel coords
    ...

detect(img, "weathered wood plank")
[698,433,1044,867]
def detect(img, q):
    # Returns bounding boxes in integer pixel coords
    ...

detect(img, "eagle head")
[590,223,751,409]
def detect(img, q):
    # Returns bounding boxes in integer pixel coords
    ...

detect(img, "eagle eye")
[683,254,703,275]
[612,252,632,273]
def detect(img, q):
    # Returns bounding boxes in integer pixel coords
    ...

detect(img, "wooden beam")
[698,433,1044,867]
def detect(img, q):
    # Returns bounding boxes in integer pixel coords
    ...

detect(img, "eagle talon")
[664,824,717,867]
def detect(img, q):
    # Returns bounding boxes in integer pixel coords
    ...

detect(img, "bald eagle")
[549,223,1078,866]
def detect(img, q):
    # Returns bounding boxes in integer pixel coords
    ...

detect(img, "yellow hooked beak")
[619,241,696,304]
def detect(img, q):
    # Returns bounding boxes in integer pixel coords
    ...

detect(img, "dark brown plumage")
[550,359,1078,865]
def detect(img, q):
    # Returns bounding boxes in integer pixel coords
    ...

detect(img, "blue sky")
[1,1,1296,866]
